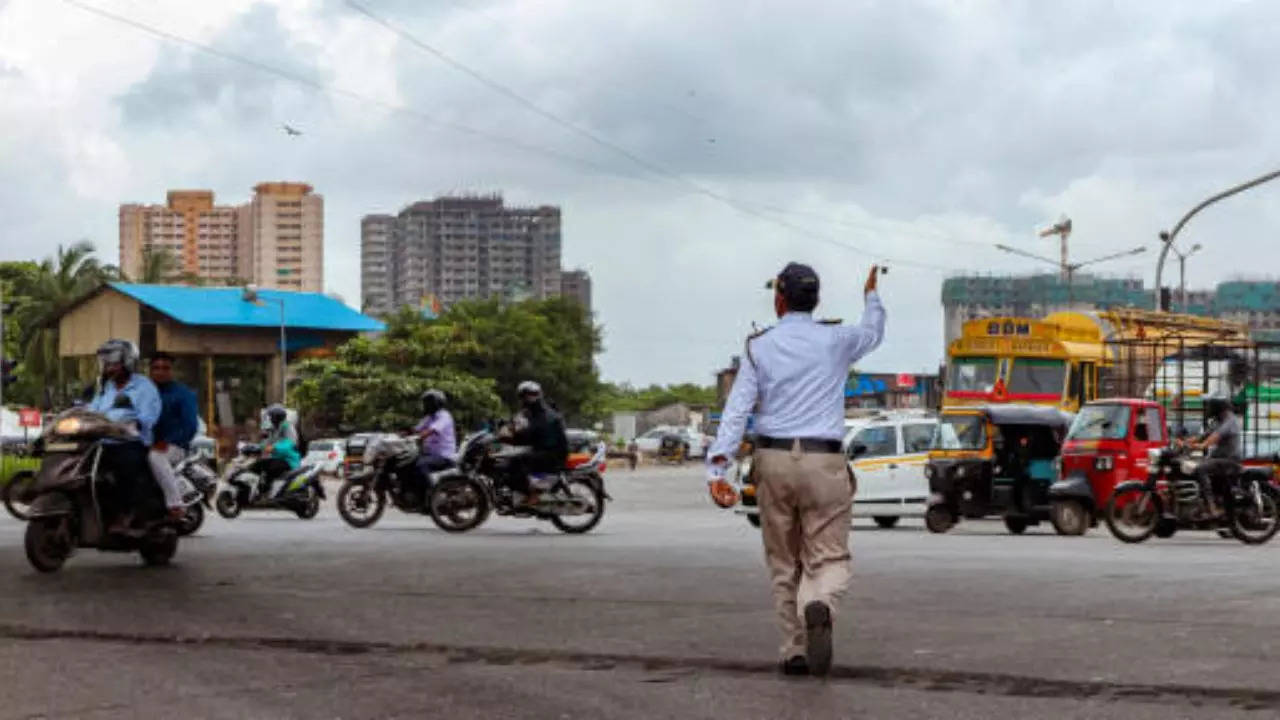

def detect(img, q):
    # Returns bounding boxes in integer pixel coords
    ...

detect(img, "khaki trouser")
[755,443,854,659]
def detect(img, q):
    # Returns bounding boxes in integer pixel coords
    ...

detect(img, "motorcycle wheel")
[550,477,606,534]
[1049,500,1089,536]
[429,476,489,533]
[177,503,205,537]
[337,481,385,528]
[1104,486,1160,544]
[140,533,178,566]
[296,487,322,520]
[746,514,761,529]
[24,516,72,573]
[214,491,242,519]
[4,470,36,521]
[924,504,954,534]
[1229,483,1280,545]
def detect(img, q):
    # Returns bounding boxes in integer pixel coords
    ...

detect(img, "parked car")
[736,411,933,529]
[635,426,708,458]
[304,438,347,476]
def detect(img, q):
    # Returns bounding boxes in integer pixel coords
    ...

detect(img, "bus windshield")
[1008,358,1065,395]
[1067,404,1131,441]
[948,357,998,393]
[933,414,987,450]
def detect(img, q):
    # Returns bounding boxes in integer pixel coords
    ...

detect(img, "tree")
[9,242,117,407]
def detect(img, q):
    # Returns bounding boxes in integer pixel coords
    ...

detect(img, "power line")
[342,0,963,272]
[59,0,665,183]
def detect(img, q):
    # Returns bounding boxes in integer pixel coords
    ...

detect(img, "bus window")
[1008,358,1066,396]
[947,357,998,393]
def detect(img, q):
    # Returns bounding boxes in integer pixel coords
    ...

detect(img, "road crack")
[1,622,1276,711]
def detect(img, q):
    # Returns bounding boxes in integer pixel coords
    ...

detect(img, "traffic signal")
[1,358,17,388]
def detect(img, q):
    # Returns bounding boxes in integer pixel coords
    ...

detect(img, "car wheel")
[873,515,900,529]
[1003,515,1029,535]
[924,505,953,534]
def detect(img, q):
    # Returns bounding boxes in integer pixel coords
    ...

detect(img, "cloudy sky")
[3,0,1280,385]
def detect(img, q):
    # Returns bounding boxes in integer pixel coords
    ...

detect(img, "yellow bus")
[943,310,1247,412]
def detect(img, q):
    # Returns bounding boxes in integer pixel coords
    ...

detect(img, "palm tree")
[133,247,179,284]
[12,241,116,406]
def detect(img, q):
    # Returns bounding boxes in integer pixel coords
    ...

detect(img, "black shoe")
[804,601,833,677]
[780,655,809,676]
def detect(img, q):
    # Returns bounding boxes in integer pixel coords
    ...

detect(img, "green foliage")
[2,244,117,407]
[590,382,718,416]
[294,296,603,433]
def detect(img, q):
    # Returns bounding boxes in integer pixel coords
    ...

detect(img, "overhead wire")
[342,0,968,273]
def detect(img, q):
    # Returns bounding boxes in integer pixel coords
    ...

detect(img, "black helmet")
[266,403,288,426]
[96,339,139,376]
[421,389,446,415]
[1205,395,1231,420]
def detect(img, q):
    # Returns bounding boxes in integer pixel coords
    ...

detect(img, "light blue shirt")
[709,292,886,461]
[88,373,162,445]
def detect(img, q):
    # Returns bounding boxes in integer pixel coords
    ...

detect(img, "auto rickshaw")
[657,432,689,465]
[925,404,1073,535]
[1049,399,1168,536]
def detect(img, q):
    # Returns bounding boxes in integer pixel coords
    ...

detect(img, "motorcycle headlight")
[1180,459,1199,476]
[1147,448,1163,466]
[54,417,82,435]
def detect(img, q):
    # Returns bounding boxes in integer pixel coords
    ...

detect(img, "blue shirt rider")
[86,339,163,534]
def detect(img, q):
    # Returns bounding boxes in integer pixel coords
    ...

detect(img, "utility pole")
[995,244,1146,310]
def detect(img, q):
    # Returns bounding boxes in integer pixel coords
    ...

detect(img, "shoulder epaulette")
[819,318,843,325]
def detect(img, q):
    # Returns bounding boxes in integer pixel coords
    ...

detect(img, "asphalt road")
[1,465,1279,719]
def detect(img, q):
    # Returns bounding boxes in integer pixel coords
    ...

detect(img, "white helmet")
[517,380,542,397]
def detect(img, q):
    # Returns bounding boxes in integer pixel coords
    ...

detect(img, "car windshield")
[1008,358,1065,396]
[932,414,987,450]
[947,357,997,393]
[1067,405,1131,441]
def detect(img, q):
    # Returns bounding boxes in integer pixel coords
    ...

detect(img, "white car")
[302,438,346,476]
[634,426,708,459]
[735,411,936,529]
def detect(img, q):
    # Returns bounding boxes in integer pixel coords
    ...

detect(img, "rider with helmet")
[502,381,570,504]
[87,339,163,534]
[414,389,457,478]
[1187,394,1243,518]
[255,403,301,498]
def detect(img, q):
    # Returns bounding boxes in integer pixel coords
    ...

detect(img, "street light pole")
[994,244,1146,309]
[242,285,288,405]
[1169,243,1202,312]
[1155,168,1280,310]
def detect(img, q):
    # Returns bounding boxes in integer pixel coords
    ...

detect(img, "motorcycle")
[214,443,325,520]
[336,435,441,529]
[172,449,219,537]
[1104,446,1280,545]
[21,408,181,573]
[428,430,609,534]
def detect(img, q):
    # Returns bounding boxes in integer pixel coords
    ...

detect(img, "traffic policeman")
[707,262,886,677]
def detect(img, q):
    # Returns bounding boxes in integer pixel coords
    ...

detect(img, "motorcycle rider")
[1187,395,1242,518]
[147,352,199,520]
[501,381,569,505]
[255,404,301,498]
[87,339,163,534]
[414,389,457,478]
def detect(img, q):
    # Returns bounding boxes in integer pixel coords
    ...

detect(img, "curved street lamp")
[1155,168,1280,310]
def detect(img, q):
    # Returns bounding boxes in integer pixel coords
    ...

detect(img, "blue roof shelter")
[56,283,384,420]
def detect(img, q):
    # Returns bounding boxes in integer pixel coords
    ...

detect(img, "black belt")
[757,436,843,454]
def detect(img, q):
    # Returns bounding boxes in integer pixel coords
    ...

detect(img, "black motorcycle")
[428,430,608,534]
[336,435,441,528]
[1105,446,1280,545]
[21,408,180,573]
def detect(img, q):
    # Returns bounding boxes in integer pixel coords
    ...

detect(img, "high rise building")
[560,269,592,314]
[360,214,395,315]
[361,195,562,313]
[244,182,324,293]
[119,190,243,284]
[119,182,324,292]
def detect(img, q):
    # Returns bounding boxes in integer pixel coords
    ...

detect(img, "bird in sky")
[281,124,303,137]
